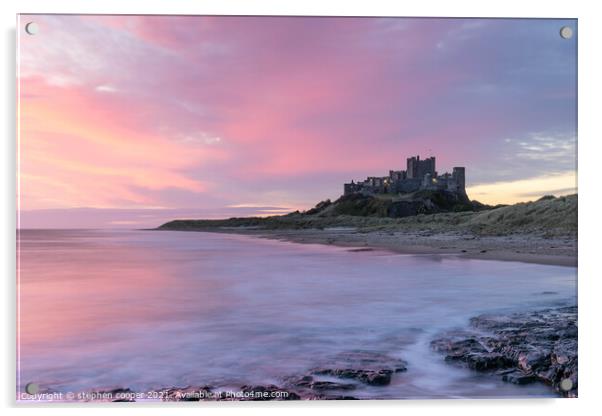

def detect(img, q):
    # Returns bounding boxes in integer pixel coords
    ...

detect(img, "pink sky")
[18,15,577,228]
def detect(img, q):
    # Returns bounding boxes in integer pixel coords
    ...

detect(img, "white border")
[3,1,601,415]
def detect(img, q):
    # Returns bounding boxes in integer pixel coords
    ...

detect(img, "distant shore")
[158,227,576,267]
[157,194,577,267]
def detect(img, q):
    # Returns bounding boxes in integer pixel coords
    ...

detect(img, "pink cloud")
[18,15,576,221]
[19,77,222,210]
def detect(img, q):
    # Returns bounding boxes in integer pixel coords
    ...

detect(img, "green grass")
[158,194,577,238]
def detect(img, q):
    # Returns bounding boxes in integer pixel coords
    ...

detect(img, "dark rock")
[432,335,514,370]
[309,380,356,391]
[431,306,577,397]
[287,375,356,391]
[467,353,513,371]
[109,388,136,402]
[517,351,550,373]
[87,387,136,402]
[309,351,407,386]
[500,370,539,385]
[162,385,213,401]
[287,375,356,392]
[432,337,487,357]
[313,368,394,386]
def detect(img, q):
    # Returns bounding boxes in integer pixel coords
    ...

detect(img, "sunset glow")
[18,15,577,228]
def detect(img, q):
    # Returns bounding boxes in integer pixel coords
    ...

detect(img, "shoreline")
[157,227,577,267]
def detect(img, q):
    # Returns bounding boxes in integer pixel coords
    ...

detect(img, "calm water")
[17,229,577,400]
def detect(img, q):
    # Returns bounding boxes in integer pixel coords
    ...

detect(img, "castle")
[344,155,466,196]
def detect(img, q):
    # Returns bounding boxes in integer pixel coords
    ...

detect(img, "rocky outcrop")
[311,190,477,219]
[308,351,408,386]
[77,309,577,402]
[159,351,407,401]
[431,306,577,397]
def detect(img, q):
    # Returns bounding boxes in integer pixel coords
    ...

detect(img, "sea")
[16,229,577,400]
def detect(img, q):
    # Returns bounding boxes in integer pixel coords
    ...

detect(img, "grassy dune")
[462,194,576,236]
[159,194,576,238]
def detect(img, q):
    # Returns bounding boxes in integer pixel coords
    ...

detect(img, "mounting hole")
[25,22,39,35]
[25,382,39,395]
[559,26,573,39]
[559,378,573,391]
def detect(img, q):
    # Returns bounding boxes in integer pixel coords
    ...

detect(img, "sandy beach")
[210,228,577,267]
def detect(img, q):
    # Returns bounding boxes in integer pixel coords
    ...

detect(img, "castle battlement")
[344,155,465,196]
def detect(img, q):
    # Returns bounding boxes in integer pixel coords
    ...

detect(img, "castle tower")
[452,167,466,190]
[421,156,436,178]
[406,156,417,178]
[407,155,436,179]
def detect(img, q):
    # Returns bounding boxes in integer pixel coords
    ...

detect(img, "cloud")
[18,15,577,223]
[467,171,577,205]
[179,133,222,145]
[19,78,212,210]
[95,85,117,93]
[511,133,576,163]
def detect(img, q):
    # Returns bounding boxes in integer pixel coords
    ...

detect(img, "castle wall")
[344,156,465,197]
[389,170,405,181]
[392,178,421,193]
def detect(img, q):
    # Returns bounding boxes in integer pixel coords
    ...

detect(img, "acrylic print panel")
[16,15,577,402]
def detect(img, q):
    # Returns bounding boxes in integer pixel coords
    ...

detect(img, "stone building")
[343,155,466,196]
